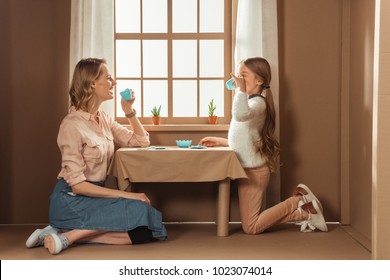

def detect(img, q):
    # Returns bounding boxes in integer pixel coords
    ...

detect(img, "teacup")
[120,88,133,101]
[225,78,236,90]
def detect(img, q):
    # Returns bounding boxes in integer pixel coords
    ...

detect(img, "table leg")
[217,178,231,237]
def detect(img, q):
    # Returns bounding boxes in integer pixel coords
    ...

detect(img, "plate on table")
[191,145,207,149]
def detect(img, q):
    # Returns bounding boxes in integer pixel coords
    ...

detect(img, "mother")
[26,58,167,254]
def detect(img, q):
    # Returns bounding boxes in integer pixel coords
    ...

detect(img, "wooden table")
[108,146,247,236]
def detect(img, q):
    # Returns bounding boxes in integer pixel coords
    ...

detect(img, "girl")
[200,57,327,234]
[26,58,167,254]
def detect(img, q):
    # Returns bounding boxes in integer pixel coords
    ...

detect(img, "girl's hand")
[230,73,246,92]
[121,91,136,114]
[199,137,228,147]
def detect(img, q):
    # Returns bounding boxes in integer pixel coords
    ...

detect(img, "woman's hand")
[119,91,148,138]
[124,192,151,205]
[199,137,229,147]
[121,91,136,115]
[71,181,151,205]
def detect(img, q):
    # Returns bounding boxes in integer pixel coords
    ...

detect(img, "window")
[114,0,232,124]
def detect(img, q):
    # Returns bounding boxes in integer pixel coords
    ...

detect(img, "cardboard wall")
[0,0,375,246]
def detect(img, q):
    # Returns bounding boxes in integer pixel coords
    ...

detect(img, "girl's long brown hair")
[69,58,106,112]
[242,57,280,172]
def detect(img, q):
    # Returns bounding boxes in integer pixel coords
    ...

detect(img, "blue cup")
[225,78,236,90]
[120,88,132,101]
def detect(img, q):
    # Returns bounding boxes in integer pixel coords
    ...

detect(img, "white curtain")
[235,0,280,205]
[69,0,114,116]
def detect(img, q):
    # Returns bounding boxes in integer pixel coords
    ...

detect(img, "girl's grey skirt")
[49,179,167,240]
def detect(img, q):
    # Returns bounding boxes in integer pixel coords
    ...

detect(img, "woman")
[200,57,327,234]
[26,58,167,255]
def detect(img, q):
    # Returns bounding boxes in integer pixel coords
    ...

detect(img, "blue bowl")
[176,140,192,148]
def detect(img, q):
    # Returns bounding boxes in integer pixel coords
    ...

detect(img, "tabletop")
[108,146,247,190]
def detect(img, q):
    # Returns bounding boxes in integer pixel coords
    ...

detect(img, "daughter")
[200,57,327,234]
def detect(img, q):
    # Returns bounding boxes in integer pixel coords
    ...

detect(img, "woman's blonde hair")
[69,58,106,112]
[241,57,280,172]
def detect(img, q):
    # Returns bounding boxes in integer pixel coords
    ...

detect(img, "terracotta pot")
[152,116,161,125]
[208,116,218,124]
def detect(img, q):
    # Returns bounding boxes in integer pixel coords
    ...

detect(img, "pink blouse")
[57,107,150,186]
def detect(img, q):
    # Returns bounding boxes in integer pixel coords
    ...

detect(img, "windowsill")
[125,124,230,132]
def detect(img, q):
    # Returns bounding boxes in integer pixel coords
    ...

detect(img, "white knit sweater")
[228,91,267,168]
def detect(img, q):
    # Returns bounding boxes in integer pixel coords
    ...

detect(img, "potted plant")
[151,105,162,125]
[207,99,218,124]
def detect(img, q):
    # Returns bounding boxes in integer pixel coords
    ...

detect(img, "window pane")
[116,40,141,77]
[200,80,224,117]
[199,40,224,77]
[200,0,224,33]
[143,0,167,33]
[115,80,141,117]
[143,40,167,78]
[172,0,197,33]
[173,40,197,78]
[115,0,140,33]
[173,80,197,117]
[143,80,168,117]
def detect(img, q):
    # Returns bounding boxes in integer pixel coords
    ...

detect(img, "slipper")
[25,225,58,248]
[297,200,328,232]
[294,184,323,212]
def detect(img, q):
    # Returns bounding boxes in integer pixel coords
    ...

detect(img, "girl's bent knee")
[242,224,261,235]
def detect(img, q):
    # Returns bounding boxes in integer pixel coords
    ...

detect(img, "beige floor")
[0,223,371,260]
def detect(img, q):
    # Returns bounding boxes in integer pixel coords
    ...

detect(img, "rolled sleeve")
[108,115,150,148]
[128,133,150,147]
